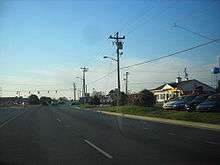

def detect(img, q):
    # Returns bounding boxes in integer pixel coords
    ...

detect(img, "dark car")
[185,94,210,112]
[163,96,186,110]
[172,95,197,110]
[196,94,220,112]
[41,101,49,106]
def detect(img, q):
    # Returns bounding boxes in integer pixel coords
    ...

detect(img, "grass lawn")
[97,105,220,124]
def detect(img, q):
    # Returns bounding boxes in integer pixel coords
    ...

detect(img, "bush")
[119,92,128,106]
[130,89,156,107]
[28,95,39,105]
[110,92,128,106]
[40,96,52,105]
[92,95,100,105]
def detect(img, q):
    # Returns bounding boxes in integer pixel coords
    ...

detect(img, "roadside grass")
[97,105,220,124]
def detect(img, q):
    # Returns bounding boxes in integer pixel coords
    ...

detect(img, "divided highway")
[0,106,220,165]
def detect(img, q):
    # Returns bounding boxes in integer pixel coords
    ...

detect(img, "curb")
[98,111,220,132]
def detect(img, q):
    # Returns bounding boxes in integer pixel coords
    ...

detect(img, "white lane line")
[206,141,219,145]
[0,111,26,129]
[143,127,149,130]
[168,132,176,136]
[57,118,62,123]
[84,139,113,159]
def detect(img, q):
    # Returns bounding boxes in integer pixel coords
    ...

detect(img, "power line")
[174,0,217,24]
[87,69,117,85]
[121,39,220,69]
[119,2,156,34]
[87,39,219,85]
[173,23,215,41]
[125,1,177,36]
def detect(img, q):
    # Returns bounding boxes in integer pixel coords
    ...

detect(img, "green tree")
[92,95,100,105]
[28,94,39,105]
[40,96,52,105]
[108,89,128,106]
[134,89,156,107]
[119,92,128,106]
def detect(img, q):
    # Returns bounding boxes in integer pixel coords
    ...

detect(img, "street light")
[76,76,83,81]
[103,56,118,62]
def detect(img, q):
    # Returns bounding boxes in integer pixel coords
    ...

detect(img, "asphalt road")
[0,105,220,165]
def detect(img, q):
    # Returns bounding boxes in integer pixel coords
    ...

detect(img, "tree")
[216,86,220,93]
[28,94,39,105]
[40,96,52,105]
[119,92,128,106]
[131,89,156,107]
[108,89,128,106]
[92,95,100,105]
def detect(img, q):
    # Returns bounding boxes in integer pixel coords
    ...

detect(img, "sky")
[0,0,220,99]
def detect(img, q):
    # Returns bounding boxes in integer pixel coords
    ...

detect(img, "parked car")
[196,94,220,112]
[163,95,197,110]
[185,94,210,112]
[172,95,197,110]
[163,96,186,110]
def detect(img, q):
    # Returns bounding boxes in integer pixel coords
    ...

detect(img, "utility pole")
[109,32,125,105]
[85,84,88,96]
[184,67,189,81]
[80,66,88,98]
[123,72,129,94]
[73,82,76,101]
[0,87,2,98]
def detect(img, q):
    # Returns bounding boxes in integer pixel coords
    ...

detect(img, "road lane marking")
[168,133,176,136]
[206,141,219,145]
[83,139,113,159]
[0,111,26,129]
[57,118,62,123]
[143,127,149,130]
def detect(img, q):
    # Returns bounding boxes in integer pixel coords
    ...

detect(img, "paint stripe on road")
[84,139,113,159]
[0,111,26,129]
[168,132,176,136]
[57,118,62,123]
[206,141,219,145]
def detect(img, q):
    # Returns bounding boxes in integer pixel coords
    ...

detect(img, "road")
[0,105,220,165]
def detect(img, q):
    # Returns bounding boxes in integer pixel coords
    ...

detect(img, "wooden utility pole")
[124,72,129,94]
[80,66,88,98]
[109,32,125,105]
[73,82,76,101]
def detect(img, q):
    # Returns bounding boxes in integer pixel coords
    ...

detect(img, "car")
[196,94,220,112]
[163,96,186,110]
[163,95,197,110]
[41,101,49,106]
[185,94,210,112]
[172,95,197,110]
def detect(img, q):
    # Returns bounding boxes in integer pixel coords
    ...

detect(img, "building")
[151,78,215,103]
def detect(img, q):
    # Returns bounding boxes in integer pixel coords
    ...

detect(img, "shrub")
[40,96,52,105]
[129,89,156,107]
[92,95,100,105]
[28,95,39,105]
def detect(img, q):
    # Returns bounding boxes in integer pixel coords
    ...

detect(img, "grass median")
[95,105,220,124]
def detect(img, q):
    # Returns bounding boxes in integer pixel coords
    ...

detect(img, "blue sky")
[0,0,220,98]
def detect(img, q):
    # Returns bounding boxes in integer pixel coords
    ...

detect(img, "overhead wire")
[120,39,220,69]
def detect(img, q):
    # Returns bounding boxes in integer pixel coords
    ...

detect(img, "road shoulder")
[76,107,220,132]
